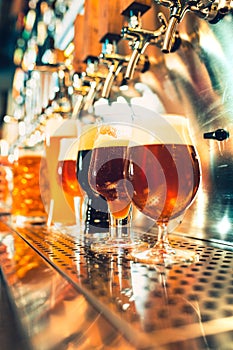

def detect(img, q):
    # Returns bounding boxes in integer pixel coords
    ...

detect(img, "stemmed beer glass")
[88,121,144,253]
[126,110,201,265]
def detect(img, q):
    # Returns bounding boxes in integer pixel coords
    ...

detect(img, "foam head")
[78,125,99,150]
[131,112,192,146]
[58,138,78,161]
[45,119,79,146]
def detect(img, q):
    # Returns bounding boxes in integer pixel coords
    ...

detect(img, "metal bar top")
[0,217,233,350]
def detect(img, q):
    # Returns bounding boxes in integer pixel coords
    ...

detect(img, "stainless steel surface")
[125,9,233,241]
[1,4,233,350]
[0,220,135,350]
[119,6,233,227]
[1,218,233,349]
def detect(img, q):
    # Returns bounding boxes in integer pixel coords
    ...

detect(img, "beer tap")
[72,57,106,117]
[159,0,184,53]
[100,39,130,98]
[72,72,91,117]
[101,56,129,99]
[121,11,167,79]
[154,0,233,53]
[100,38,150,98]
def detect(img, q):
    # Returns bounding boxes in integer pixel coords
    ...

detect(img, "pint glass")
[11,143,49,226]
[45,119,79,228]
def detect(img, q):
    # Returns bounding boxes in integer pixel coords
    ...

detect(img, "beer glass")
[127,112,201,265]
[45,119,79,228]
[0,141,12,214]
[56,138,85,234]
[11,143,49,226]
[76,125,109,235]
[88,122,144,253]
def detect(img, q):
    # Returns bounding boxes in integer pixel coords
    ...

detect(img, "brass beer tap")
[121,12,167,79]
[100,53,129,98]
[99,40,130,98]
[100,39,150,98]
[154,0,233,52]
[72,57,106,116]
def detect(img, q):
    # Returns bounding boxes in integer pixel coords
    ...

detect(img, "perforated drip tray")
[0,220,232,350]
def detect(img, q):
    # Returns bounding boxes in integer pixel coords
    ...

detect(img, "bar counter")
[0,199,233,350]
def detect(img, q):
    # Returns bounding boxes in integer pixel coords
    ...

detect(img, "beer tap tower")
[98,0,152,99]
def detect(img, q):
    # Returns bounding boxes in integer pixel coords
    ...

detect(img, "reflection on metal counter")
[1,220,233,349]
[0,221,135,350]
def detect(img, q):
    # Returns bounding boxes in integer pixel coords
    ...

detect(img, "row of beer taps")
[9,0,233,146]
[77,0,233,103]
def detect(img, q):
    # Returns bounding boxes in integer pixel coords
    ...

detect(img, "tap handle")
[203,128,230,141]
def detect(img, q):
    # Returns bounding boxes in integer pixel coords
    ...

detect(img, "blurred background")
[0,0,20,131]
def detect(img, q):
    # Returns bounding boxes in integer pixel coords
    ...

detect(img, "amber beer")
[45,119,79,226]
[128,143,200,223]
[56,137,84,211]
[11,152,49,224]
[89,145,131,219]
[0,166,8,203]
[57,159,83,198]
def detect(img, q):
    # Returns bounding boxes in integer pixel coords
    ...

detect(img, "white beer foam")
[58,138,78,161]
[131,111,191,146]
[94,96,133,123]
[93,134,130,148]
[45,119,80,138]
[132,83,165,114]
[94,100,192,146]
[78,125,98,151]
[92,122,134,149]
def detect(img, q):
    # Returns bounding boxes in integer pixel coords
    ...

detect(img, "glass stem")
[109,206,132,242]
[154,223,174,254]
[110,214,122,240]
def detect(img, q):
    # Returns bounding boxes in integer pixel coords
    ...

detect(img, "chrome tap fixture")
[100,38,150,98]
[121,0,232,79]
[72,57,106,117]
[121,12,167,79]
[154,0,233,53]
[99,39,129,99]
[100,52,129,98]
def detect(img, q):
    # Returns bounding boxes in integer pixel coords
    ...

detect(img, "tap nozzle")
[157,0,185,53]
[154,0,233,39]
[121,14,167,80]
[100,54,128,98]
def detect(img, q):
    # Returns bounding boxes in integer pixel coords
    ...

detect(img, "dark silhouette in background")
[0,0,18,128]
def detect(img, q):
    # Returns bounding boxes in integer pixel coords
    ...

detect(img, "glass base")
[48,222,83,237]
[0,201,11,215]
[59,224,82,237]
[11,215,47,227]
[90,237,148,256]
[128,246,199,266]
